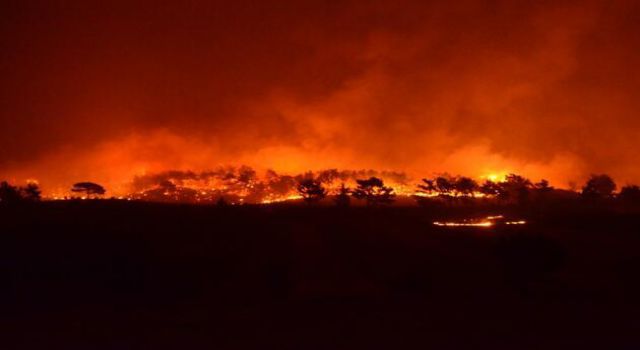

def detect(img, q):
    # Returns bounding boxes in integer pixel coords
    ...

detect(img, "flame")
[34,169,513,204]
[505,220,527,225]
[433,221,494,228]
[484,173,508,182]
[260,194,303,204]
[433,215,526,228]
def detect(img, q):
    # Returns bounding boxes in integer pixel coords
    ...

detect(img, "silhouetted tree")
[534,179,553,193]
[500,174,532,204]
[415,178,437,206]
[352,177,395,206]
[0,181,22,207]
[480,180,501,197]
[21,182,41,202]
[582,174,616,199]
[531,179,554,210]
[619,185,640,205]
[71,182,106,198]
[453,176,478,197]
[434,176,455,197]
[417,178,436,196]
[334,183,351,207]
[297,179,327,204]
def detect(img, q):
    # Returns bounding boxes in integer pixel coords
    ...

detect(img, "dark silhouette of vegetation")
[434,175,455,198]
[416,175,478,205]
[0,181,22,206]
[334,183,351,207]
[352,177,395,206]
[0,181,42,206]
[453,176,478,197]
[582,174,616,199]
[296,179,327,204]
[499,174,532,205]
[4,173,640,348]
[71,182,106,198]
[534,179,553,193]
[479,180,501,197]
[417,178,436,196]
[619,185,640,205]
[21,182,42,202]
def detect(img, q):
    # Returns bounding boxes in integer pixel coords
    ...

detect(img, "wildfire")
[433,220,495,228]
[433,215,526,228]
[484,173,508,182]
[260,194,303,204]
[23,166,557,207]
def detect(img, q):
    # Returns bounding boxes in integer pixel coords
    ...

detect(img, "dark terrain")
[2,201,640,349]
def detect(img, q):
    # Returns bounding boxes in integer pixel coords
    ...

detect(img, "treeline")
[2,172,640,207]
[296,173,640,207]
[0,181,42,206]
[128,167,409,203]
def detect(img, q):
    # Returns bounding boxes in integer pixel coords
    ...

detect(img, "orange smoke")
[2,1,640,193]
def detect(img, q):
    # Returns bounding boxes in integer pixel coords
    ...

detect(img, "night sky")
[2,1,640,194]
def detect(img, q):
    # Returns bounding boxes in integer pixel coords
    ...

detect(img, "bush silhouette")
[618,185,640,205]
[352,177,395,206]
[0,181,22,207]
[582,174,616,199]
[297,179,327,204]
[21,182,42,202]
[453,176,478,198]
[0,181,41,206]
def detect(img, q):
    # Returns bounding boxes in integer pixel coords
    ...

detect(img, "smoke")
[2,0,640,194]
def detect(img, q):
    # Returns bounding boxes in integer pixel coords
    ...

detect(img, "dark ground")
[2,201,640,349]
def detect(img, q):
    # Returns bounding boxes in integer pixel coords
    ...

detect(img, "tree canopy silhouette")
[417,178,436,197]
[0,181,42,206]
[71,182,106,198]
[619,185,640,204]
[434,176,455,197]
[534,179,553,193]
[479,180,501,197]
[502,174,532,203]
[352,177,395,206]
[0,181,22,207]
[453,176,478,197]
[582,174,616,199]
[21,182,42,202]
[296,179,327,204]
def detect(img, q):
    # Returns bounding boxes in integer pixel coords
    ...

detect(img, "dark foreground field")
[2,201,640,349]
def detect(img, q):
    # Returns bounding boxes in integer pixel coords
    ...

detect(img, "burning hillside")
[122,167,412,204]
[33,167,604,206]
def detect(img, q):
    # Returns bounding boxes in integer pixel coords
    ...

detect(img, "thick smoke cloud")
[2,0,640,194]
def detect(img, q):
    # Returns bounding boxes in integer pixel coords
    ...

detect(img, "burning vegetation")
[3,168,640,209]
[433,215,527,228]
[124,167,409,205]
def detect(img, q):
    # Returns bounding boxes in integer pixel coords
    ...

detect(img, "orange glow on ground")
[433,215,527,228]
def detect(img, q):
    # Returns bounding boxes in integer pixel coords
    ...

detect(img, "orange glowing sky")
[2,1,640,195]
